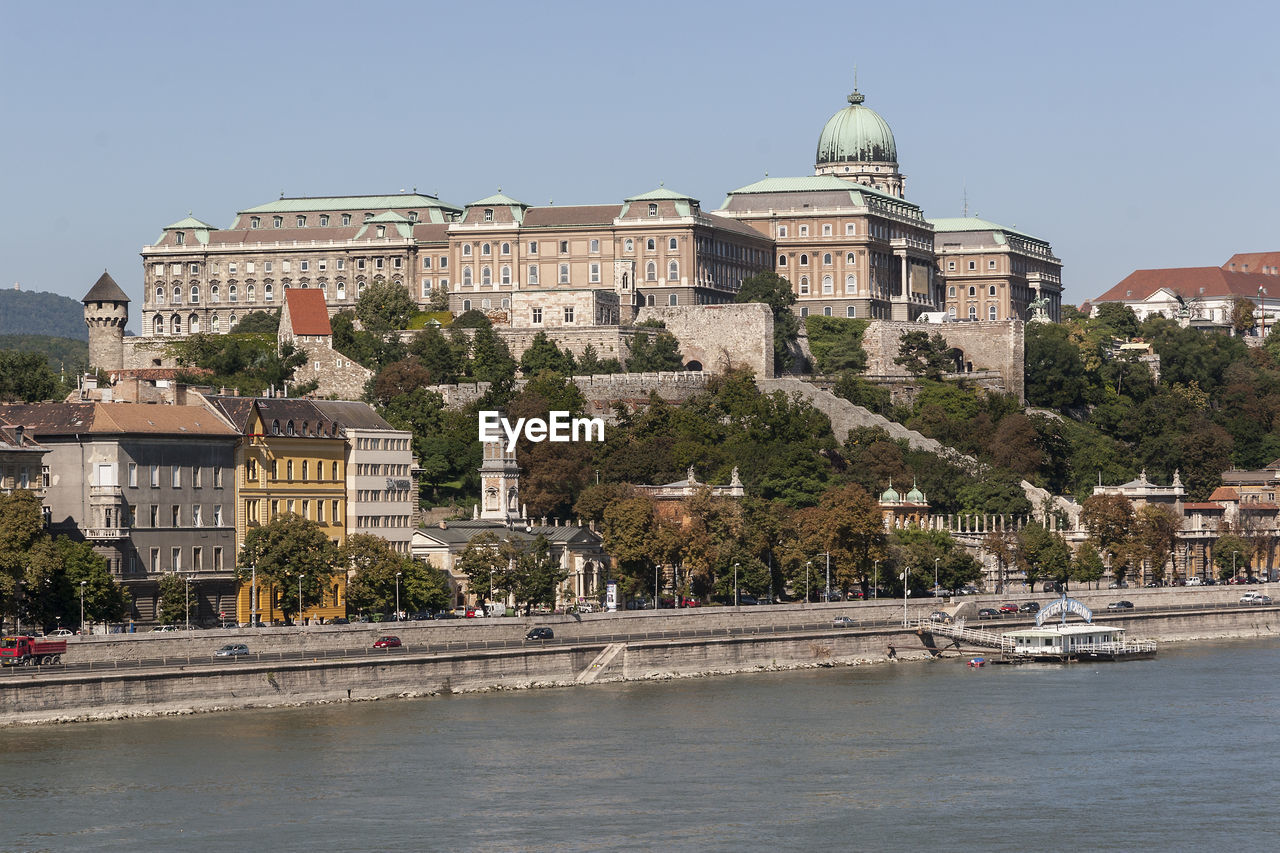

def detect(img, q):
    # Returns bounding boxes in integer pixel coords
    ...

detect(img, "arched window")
[247,284,256,301]
[845,274,856,294]
[336,282,346,299]
[481,266,491,286]
[822,275,833,294]
[229,313,237,327]
[189,313,200,333]
[210,285,220,303]
[968,305,977,319]
[646,261,657,282]
[948,285,956,297]
[647,294,655,306]
[462,244,472,257]
[799,276,810,294]
[667,260,679,281]
[228,284,238,302]
[190,285,200,303]
[154,314,166,335]
[500,242,510,255]
[358,280,367,294]
[272,420,281,435]
[799,254,809,267]
[264,283,274,301]
[988,304,998,320]
[155,285,165,304]
[646,238,655,251]
[462,299,472,311]
[501,266,511,285]
[173,285,183,304]
[847,253,856,265]
[989,285,998,297]
[211,314,220,333]
[968,286,976,297]
[482,243,491,256]
[778,254,787,266]
[823,253,832,266]
[669,237,677,250]
[171,314,182,334]
[528,265,539,285]
[286,421,295,436]
[625,238,634,252]
[463,266,473,286]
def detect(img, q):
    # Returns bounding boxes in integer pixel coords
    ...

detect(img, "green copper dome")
[905,481,926,503]
[880,484,900,503]
[816,89,897,165]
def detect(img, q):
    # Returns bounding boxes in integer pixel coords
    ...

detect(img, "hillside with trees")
[0,289,89,339]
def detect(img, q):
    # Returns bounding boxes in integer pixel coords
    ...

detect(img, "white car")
[47,628,74,637]
[1185,577,1203,586]
[1241,592,1273,605]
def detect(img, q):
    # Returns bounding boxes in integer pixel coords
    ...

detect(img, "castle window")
[989,304,998,320]
[989,285,998,297]
[463,244,472,257]
[463,299,471,311]
[250,217,260,229]
[560,241,569,254]
[778,254,787,266]
[211,314,220,333]
[847,306,857,318]
[968,305,977,319]
[799,254,809,267]
[528,242,538,254]
[482,266,492,286]
[190,285,200,303]
[948,285,956,297]
[989,260,997,270]
[273,216,283,228]
[422,257,431,269]
[155,285,165,304]
[462,267,473,286]
[229,312,237,326]
[646,238,655,251]
[296,216,306,227]
[778,226,788,237]
[501,266,511,285]
[264,283,274,301]
[189,263,199,274]
[799,225,809,236]
[846,223,855,235]
[558,263,570,284]
[501,242,510,255]
[482,243,491,256]
[189,313,200,333]
[590,263,601,283]
[625,238,634,252]
[822,275,833,294]
[648,203,658,217]
[823,253,832,266]
[667,260,679,281]
[824,306,832,316]
[590,239,599,253]
[300,261,309,272]
[799,276,810,294]
[247,284,256,301]
[822,224,832,236]
[319,215,329,226]
[484,208,493,222]
[172,314,182,334]
[154,314,165,334]
[341,214,351,226]
[947,261,956,271]
[564,306,575,323]
[175,231,185,245]
[968,286,976,297]
[528,265,539,285]
[668,294,678,306]
[968,260,976,270]
[669,237,677,250]
[646,261,657,282]
[376,226,385,238]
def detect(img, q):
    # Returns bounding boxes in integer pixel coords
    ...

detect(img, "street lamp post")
[79,580,86,636]
[654,563,659,609]
[873,560,879,599]
[395,571,402,621]
[250,563,258,627]
[183,574,191,630]
[298,574,305,625]
[805,561,811,605]
[734,562,740,607]
[934,557,940,599]
[1233,551,1239,581]
[825,551,831,602]
[902,570,910,627]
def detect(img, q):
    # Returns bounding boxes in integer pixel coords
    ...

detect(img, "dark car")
[1107,600,1134,611]
[736,594,760,606]
[372,635,402,648]
[214,643,249,658]
[434,611,460,619]
[998,603,1019,615]
[329,617,349,625]
[1018,602,1040,614]
[977,608,1000,620]
[525,627,554,640]
[928,611,953,624]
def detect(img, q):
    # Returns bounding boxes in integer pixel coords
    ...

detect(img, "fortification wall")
[120,337,177,371]
[636,303,774,378]
[862,320,1025,401]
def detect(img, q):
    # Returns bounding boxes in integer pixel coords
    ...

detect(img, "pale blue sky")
[2,0,1276,330]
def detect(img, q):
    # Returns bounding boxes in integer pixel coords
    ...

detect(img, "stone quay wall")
[636,303,774,378]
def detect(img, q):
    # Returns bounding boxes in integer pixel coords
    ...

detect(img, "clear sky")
[2,0,1277,331]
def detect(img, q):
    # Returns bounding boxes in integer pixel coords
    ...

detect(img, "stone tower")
[82,272,129,372]
[478,433,520,524]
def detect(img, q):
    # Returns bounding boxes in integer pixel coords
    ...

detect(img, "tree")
[0,350,61,402]
[628,330,684,372]
[796,484,887,595]
[804,316,869,374]
[468,322,518,392]
[342,534,449,616]
[369,360,434,406]
[519,331,575,376]
[600,496,663,592]
[1016,523,1072,589]
[408,324,465,383]
[454,532,511,608]
[894,331,960,380]
[1133,504,1180,584]
[1212,532,1253,580]
[230,310,281,334]
[1231,297,1256,335]
[1024,322,1091,410]
[1081,493,1134,564]
[156,572,194,626]
[506,534,570,614]
[238,514,339,624]
[1070,545,1107,589]
[736,271,800,372]
[984,530,1018,593]
[58,538,129,625]
[356,279,417,332]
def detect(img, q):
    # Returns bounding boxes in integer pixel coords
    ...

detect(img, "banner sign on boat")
[1035,595,1093,626]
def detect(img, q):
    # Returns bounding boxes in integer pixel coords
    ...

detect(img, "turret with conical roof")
[814,82,905,198]
[83,271,129,372]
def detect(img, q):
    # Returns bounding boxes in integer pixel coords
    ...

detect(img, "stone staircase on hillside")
[756,378,1081,527]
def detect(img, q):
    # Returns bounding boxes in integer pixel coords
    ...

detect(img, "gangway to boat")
[914,619,1015,654]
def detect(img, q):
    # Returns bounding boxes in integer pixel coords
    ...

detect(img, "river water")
[3,638,1279,852]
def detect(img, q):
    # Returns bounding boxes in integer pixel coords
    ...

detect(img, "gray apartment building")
[0,402,240,623]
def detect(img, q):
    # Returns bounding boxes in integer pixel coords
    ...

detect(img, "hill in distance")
[0,288,90,340]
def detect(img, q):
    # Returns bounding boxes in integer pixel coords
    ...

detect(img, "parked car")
[329,617,350,625]
[372,635,402,648]
[929,611,953,624]
[214,643,250,658]
[47,628,74,637]
[1018,602,1040,614]
[832,616,857,628]
[1185,577,1203,587]
[434,611,460,620]
[1240,592,1273,605]
[1106,600,1134,610]
[150,624,181,632]
[736,594,760,606]
[525,627,554,640]
[1107,581,1129,589]
[977,608,1000,620]
[998,603,1019,615]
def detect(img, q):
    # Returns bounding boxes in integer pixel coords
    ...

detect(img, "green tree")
[519,331,575,376]
[1016,523,1072,589]
[506,534,570,614]
[238,514,339,624]
[454,532,509,608]
[628,330,684,372]
[342,534,449,616]
[736,271,800,372]
[1132,504,1180,584]
[230,310,280,334]
[0,350,61,402]
[1212,532,1253,580]
[1070,545,1107,590]
[156,572,195,626]
[796,484,887,595]
[58,538,129,625]
[894,331,959,380]
[804,316,869,374]
[468,322,518,392]
[1230,297,1256,335]
[408,324,465,383]
[1081,493,1134,564]
[1025,322,1091,410]
[356,280,417,332]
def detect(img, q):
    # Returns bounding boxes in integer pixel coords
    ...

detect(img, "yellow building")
[207,396,349,624]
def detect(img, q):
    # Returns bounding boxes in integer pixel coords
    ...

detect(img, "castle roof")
[82,271,129,304]
[1093,267,1277,305]
[282,288,332,336]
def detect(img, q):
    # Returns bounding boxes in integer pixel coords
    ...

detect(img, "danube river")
[4,638,1279,852]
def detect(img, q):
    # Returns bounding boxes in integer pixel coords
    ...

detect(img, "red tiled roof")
[1223,252,1280,275]
[1208,486,1240,502]
[284,289,331,336]
[1093,267,1278,304]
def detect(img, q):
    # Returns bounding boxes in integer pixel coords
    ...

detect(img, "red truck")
[0,636,68,666]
